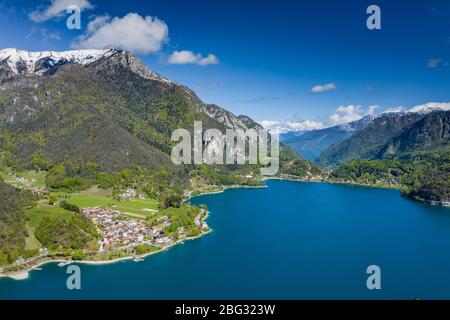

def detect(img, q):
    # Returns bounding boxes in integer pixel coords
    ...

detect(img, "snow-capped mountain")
[0,48,173,84]
[0,48,113,75]
[408,102,450,114]
[0,47,276,172]
[0,48,266,135]
[379,102,450,116]
[337,114,378,132]
[0,48,267,134]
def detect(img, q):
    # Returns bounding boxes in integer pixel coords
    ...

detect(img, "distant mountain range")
[315,112,425,167]
[327,110,450,205]
[316,109,450,167]
[281,116,375,160]
[281,102,450,165]
[377,111,450,159]
[281,103,450,204]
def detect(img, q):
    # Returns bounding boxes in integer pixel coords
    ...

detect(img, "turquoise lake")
[1,179,450,299]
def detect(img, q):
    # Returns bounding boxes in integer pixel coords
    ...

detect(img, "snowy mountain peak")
[337,114,378,132]
[408,102,450,114]
[0,48,114,75]
[0,48,174,85]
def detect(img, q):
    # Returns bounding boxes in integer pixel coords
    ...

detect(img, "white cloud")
[310,83,337,94]
[260,102,450,135]
[86,14,110,33]
[29,0,93,22]
[368,105,380,115]
[259,120,325,134]
[427,58,443,68]
[168,50,219,66]
[328,105,364,126]
[72,13,168,54]
[260,105,384,134]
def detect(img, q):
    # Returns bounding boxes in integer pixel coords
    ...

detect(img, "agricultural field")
[112,199,159,217]
[65,194,113,208]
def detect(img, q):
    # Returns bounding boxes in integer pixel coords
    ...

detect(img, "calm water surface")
[1,180,450,299]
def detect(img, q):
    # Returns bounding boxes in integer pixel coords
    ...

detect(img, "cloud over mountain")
[259,119,325,134]
[72,13,168,54]
[328,105,364,126]
[261,105,381,133]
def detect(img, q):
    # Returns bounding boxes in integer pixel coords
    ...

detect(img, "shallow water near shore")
[1,179,450,299]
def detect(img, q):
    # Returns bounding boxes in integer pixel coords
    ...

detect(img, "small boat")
[57,261,72,267]
[133,256,144,262]
[32,267,43,271]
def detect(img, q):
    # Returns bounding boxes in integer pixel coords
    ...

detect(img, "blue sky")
[0,0,449,131]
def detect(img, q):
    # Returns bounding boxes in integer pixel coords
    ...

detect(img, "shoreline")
[184,183,267,201]
[0,212,212,281]
[189,176,449,208]
[2,176,447,280]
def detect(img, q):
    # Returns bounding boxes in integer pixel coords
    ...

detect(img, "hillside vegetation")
[0,182,36,265]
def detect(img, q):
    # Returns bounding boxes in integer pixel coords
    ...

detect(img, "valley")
[0,48,448,280]
[283,106,450,207]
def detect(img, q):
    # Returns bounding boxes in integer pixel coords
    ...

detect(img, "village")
[82,208,177,251]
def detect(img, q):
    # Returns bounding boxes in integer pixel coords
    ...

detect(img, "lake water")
[1,180,450,299]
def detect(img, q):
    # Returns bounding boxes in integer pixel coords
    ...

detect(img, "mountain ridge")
[316,112,425,167]
[0,48,301,191]
[281,115,376,160]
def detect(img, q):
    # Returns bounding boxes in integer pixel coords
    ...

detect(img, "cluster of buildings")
[7,174,47,195]
[118,188,146,201]
[82,207,173,249]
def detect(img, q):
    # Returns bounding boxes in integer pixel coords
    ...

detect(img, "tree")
[60,200,80,213]
[48,195,57,206]
[161,194,182,209]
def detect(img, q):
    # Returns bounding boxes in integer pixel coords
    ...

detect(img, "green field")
[65,194,112,208]
[112,199,159,217]
[79,185,113,197]
[25,224,42,250]
[26,206,75,229]
[62,192,160,219]
[158,205,199,224]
